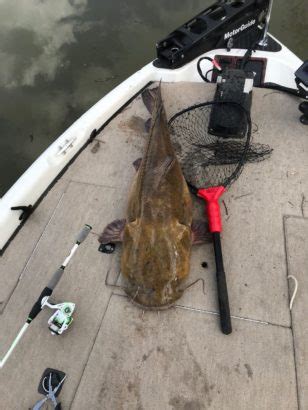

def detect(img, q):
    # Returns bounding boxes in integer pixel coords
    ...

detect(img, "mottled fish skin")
[121,85,193,308]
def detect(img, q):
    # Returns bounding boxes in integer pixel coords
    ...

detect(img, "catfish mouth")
[123,281,183,310]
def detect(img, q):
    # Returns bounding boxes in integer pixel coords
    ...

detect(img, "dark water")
[0,0,307,196]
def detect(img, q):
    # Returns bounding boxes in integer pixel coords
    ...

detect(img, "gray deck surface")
[0,82,307,409]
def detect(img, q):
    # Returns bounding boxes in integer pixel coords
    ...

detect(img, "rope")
[287,275,298,311]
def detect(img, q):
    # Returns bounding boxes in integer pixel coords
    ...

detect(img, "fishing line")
[287,275,298,311]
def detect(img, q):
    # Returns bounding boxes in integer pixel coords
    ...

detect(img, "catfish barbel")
[99,85,209,308]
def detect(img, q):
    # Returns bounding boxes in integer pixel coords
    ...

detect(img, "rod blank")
[0,323,29,368]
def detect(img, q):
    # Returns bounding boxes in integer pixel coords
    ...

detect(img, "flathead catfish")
[99,85,209,308]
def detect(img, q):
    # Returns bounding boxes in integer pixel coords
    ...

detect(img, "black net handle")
[213,232,232,334]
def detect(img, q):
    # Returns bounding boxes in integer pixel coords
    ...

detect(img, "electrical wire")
[197,57,221,83]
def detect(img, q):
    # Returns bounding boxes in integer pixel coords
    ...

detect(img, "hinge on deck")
[11,205,33,221]
[88,129,98,143]
[55,137,77,156]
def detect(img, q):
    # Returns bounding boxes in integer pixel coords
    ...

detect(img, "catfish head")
[121,218,192,308]
[99,217,209,309]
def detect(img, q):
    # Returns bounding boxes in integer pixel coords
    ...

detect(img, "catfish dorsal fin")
[148,156,175,192]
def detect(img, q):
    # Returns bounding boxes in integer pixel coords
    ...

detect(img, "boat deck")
[0,83,307,409]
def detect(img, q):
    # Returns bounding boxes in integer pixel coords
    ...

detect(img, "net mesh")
[168,102,272,190]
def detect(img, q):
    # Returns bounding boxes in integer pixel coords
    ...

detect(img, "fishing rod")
[0,224,92,369]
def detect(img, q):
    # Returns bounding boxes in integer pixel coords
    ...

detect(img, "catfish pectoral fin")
[191,219,212,245]
[99,219,126,243]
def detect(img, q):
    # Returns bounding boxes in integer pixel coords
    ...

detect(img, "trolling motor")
[155,0,275,69]
[0,224,92,368]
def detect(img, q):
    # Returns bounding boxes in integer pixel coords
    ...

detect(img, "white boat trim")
[0,33,303,252]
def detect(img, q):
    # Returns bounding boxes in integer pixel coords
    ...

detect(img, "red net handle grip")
[198,186,225,233]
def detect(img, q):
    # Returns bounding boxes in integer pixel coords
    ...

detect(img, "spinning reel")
[41,297,75,336]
